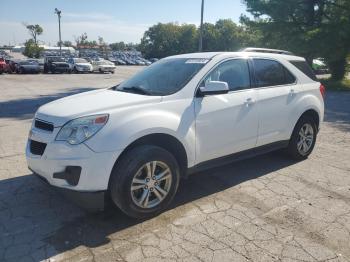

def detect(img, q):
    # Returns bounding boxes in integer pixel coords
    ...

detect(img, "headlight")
[56,114,109,145]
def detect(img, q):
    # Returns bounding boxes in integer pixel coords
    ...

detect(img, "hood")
[52,61,68,65]
[36,89,161,127]
[76,63,91,67]
[22,64,39,68]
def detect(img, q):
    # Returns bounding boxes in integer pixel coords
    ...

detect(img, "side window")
[202,59,251,91]
[289,60,317,81]
[253,59,296,87]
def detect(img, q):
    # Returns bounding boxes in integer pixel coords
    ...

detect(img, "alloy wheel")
[297,123,314,155]
[131,161,172,209]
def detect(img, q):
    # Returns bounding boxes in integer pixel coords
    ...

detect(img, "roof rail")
[240,47,294,55]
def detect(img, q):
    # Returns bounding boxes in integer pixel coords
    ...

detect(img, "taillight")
[320,84,326,99]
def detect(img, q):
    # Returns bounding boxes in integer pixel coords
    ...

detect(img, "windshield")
[20,61,38,65]
[49,57,65,62]
[115,58,207,96]
[74,58,88,63]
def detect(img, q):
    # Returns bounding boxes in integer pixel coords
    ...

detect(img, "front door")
[194,58,259,164]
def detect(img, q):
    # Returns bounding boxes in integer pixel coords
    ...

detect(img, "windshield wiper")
[120,86,151,95]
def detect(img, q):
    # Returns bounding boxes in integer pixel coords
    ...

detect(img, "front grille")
[35,119,54,132]
[30,140,47,156]
[56,64,69,68]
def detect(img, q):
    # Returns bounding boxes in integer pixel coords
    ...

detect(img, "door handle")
[289,89,296,96]
[245,98,255,106]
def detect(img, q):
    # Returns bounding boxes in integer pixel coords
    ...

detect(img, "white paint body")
[26,52,324,192]
[92,61,116,73]
[67,58,93,73]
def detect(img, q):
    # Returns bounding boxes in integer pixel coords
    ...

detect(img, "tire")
[99,68,103,74]
[110,145,180,218]
[287,115,317,160]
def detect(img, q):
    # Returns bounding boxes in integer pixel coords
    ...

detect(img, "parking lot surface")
[1,69,350,262]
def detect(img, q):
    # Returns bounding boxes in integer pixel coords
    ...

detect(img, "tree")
[60,41,73,47]
[74,32,88,47]
[23,39,44,58]
[110,42,127,51]
[139,20,257,58]
[140,23,184,58]
[24,24,43,45]
[241,0,350,80]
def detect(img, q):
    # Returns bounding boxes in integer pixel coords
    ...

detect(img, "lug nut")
[150,188,154,192]
[154,182,158,186]
[146,178,150,182]
[144,185,148,189]
[152,176,156,180]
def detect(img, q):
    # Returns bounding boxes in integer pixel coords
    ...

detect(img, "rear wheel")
[110,145,180,218]
[287,116,317,160]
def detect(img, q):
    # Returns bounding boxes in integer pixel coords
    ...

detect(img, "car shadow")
[0,152,297,261]
[0,87,96,120]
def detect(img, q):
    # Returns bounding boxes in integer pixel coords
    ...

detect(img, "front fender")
[85,101,196,167]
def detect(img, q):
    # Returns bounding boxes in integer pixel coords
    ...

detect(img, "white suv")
[26,51,325,218]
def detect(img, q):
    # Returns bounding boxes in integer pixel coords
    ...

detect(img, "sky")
[0,0,249,46]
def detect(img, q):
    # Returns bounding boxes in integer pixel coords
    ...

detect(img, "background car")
[44,56,71,74]
[16,60,41,74]
[0,58,11,74]
[67,58,93,73]
[7,59,19,73]
[92,59,116,73]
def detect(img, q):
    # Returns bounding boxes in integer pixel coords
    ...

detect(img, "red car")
[0,58,11,74]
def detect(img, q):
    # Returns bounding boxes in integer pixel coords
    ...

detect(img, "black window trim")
[288,59,317,82]
[195,57,253,97]
[250,57,298,90]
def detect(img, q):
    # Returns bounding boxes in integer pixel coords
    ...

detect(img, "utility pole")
[55,8,62,56]
[199,0,204,52]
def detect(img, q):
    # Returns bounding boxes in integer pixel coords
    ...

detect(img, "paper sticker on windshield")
[185,59,209,64]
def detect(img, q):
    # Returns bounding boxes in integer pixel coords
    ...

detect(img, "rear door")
[252,58,298,146]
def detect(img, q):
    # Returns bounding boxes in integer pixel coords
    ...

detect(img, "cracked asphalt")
[0,69,350,262]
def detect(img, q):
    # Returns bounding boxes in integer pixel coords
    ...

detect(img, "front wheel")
[287,116,317,160]
[110,145,180,218]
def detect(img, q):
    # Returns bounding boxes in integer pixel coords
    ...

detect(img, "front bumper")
[26,126,122,192]
[53,67,70,72]
[76,67,92,72]
[100,67,115,72]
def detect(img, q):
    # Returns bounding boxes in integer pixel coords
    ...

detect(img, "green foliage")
[140,23,197,58]
[23,39,44,58]
[109,42,139,51]
[241,0,350,80]
[139,20,258,58]
[25,24,43,45]
[110,42,126,50]
[321,78,350,91]
[61,41,73,47]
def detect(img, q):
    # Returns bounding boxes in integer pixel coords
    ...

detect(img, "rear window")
[253,59,296,87]
[289,60,317,81]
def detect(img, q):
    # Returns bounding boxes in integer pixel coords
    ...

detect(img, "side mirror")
[198,81,229,96]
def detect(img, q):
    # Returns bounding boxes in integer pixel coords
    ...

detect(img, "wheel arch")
[109,133,189,188]
[297,109,320,130]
